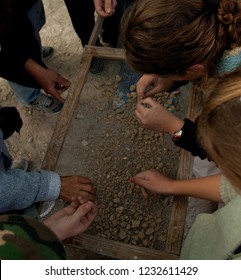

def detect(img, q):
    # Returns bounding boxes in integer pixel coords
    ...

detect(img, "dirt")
[0,0,82,170]
[51,57,184,251]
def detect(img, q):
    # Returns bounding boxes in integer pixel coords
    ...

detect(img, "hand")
[136,74,174,99]
[135,97,184,134]
[59,176,94,201]
[24,59,71,103]
[33,68,70,103]
[43,196,97,240]
[130,169,174,198]
[93,0,117,17]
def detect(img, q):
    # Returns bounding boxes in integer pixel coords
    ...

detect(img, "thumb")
[72,201,94,220]
[56,75,71,87]
[141,97,156,107]
[144,87,160,98]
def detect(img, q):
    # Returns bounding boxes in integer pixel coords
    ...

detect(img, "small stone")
[129,84,136,91]
[27,136,33,143]
[145,228,155,235]
[113,198,120,203]
[119,230,127,240]
[132,220,140,228]
[81,140,88,146]
[76,114,84,119]
[115,75,122,82]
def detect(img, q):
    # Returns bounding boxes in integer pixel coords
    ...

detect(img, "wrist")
[24,58,44,77]
[166,179,180,196]
[168,118,184,135]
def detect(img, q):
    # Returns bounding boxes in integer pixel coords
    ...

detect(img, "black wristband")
[172,118,207,159]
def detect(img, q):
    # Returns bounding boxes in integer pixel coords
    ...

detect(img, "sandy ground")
[0,0,83,170]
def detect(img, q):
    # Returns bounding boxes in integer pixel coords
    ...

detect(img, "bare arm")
[131,170,222,202]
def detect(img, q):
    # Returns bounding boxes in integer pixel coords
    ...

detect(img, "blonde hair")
[198,70,241,190]
[121,0,241,77]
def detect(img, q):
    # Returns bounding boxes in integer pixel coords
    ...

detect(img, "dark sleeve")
[168,80,189,92]
[173,118,207,159]
[11,0,38,12]
[0,1,46,88]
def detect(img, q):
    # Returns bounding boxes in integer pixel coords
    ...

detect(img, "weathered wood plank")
[42,49,93,170]
[65,234,179,260]
[85,45,126,59]
[165,85,198,255]
[88,16,104,46]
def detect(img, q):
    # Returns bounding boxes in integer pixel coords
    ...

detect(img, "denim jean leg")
[8,81,41,105]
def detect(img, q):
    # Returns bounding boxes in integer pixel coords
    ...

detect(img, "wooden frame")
[41,46,196,259]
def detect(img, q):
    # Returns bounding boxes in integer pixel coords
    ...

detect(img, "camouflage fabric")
[0,215,66,260]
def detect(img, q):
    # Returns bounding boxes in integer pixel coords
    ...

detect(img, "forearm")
[24,58,45,79]
[168,174,222,202]
[166,116,184,135]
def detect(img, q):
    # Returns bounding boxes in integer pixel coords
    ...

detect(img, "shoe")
[89,58,105,74]
[29,93,63,114]
[11,158,29,171]
[42,46,54,61]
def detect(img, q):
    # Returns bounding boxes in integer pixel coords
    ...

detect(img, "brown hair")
[121,0,241,77]
[197,70,241,190]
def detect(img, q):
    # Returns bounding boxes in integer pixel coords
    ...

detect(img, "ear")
[184,64,206,79]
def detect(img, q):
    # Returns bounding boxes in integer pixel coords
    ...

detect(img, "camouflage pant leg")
[0,214,66,260]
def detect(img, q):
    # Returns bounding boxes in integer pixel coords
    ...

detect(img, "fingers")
[144,86,161,98]
[104,0,117,15]
[136,75,157,98]
[86,202,98,220]
[130,175,149,199]
[141,187,148,199]
[135,98,156,122]
[67,196,89,212]
[51,91,65,103]
[140,97,156,107]
[77,176,91,184]
[94,0,116,17]
[75,182,94,193]
[73,201,97,222]
[56,74,71,87]
[131,173,147,187]
[136,98,156,112]
[60,176,95,202]
[54,76,71,101]
[71,196,89,205]
[77,190,94,201]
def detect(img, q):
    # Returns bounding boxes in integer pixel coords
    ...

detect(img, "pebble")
[132,220,140,228]
[27,136,33,143]
[145,228,155,236]
[81,140,88,146]
[76,114,84,119]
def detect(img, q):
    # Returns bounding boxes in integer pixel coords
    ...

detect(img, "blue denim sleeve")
[0,169,61,213]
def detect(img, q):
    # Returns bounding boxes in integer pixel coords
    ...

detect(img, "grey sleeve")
[0,168,61,212]
[219,175,239,204]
